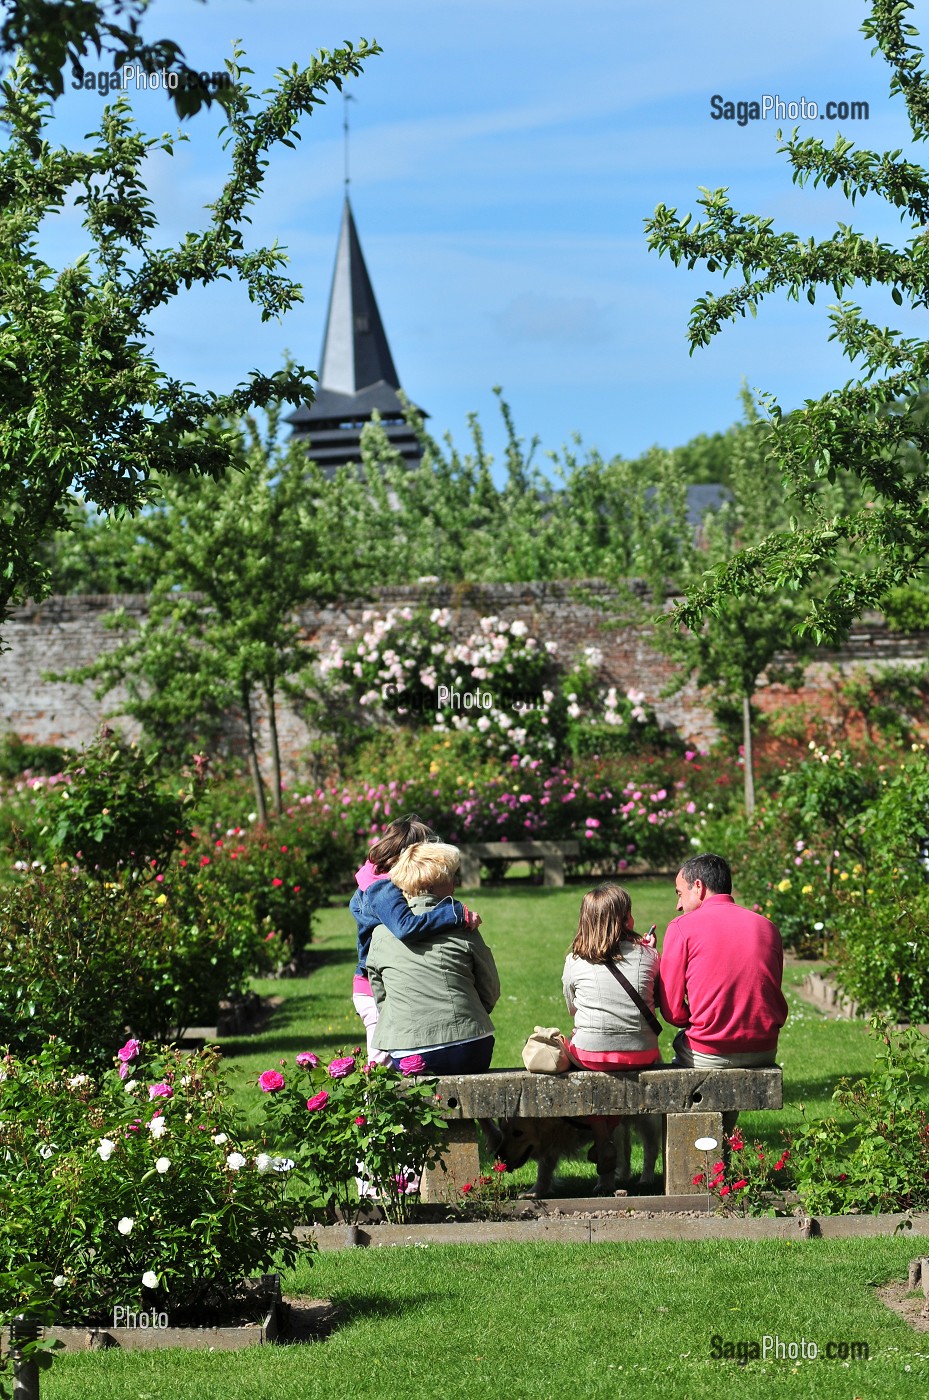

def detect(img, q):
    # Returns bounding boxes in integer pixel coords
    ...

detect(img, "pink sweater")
[658,894,788,1056]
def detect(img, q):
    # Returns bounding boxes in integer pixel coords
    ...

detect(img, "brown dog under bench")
[423,1067,783,1201]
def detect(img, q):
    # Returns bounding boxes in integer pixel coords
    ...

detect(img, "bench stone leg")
[542,854,565,887]
[420,1121,480,1204]
[459,851,481,889]
[664,1112,724,1195]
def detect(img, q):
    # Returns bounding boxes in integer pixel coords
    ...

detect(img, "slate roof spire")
[286,197,426,471]
[318,197,400,395]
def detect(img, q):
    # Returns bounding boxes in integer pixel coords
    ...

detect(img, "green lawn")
[43,1238,928,1399]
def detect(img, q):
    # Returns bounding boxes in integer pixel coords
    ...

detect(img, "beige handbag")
[521,1026,571,1074]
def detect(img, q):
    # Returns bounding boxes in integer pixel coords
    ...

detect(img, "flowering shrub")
[314,606,673,765]
[714,742,929,1019]
[692,1130,791,1216]
[788,1020,929,1214]
[0,871,269,1069]
[0,1040,306,1324]
[458,1161,514,1219]
[260,1049,447,1224]
[284,747,721,876]
[29,731,189,878]
[161,808,347,961]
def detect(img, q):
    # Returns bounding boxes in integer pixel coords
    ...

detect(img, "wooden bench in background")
[422,1067,783,1201]
[458,840,579,888]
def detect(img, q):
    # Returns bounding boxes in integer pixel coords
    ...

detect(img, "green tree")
[644,0,929,643]
[57,409,343,822]
[0,36,378,629]
[303,390,694,595]
[662,390,812,812]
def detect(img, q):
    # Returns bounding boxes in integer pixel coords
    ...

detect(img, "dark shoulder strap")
[604,958,663,1038]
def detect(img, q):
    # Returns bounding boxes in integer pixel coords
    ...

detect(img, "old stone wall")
[2,584,927,774]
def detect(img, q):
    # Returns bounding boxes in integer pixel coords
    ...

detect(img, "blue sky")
[32,0,929,470]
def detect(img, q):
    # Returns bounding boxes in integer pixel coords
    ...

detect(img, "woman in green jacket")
[367,842,500,1074]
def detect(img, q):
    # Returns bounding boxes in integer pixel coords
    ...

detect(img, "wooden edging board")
[303,1210,929,1250]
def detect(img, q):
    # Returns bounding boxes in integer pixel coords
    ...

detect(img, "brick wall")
[3,585,927,773]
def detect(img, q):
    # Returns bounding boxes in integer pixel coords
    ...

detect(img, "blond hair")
[390,841,461,896]
[570,883,633,963]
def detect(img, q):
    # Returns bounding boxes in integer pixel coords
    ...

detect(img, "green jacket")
[368,894,500,1052]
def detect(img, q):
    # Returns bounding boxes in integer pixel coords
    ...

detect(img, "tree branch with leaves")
[0,35,379,626]
[645,0,929,644]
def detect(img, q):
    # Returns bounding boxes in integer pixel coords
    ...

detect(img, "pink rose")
[327,1056,356,1079]
[258,1070,285,1093]
[295,1052,319,1069]
[398,1054,427,1076]
[148,1083,172,1100]
[118,1062,130,1081]
[306,1091,329,1112]
[118,1039,141,1064]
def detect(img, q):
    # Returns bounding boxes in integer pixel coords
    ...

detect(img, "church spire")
[286,196,427,473]
[318,197,400,395]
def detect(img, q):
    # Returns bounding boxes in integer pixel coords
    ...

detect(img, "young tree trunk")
[742,691,756,816]
[241,682,268,826]
[266,678,283,817]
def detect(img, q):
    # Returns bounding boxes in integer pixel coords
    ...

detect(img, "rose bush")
[259,1049,447,1224]
[788,1020,929,1214]
[715,742,929,1019]
[0,871,271,1069]
[313,606,677,766]
[0,1040,307,1324]
[692,1130,791,1216]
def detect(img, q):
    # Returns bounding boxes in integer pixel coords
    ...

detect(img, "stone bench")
[458,840,580,888]
[422,1067,782,1201]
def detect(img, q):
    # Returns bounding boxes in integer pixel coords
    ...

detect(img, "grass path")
[44,1238,928,1399]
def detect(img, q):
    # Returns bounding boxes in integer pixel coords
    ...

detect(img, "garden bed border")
[303,1209,929,1249]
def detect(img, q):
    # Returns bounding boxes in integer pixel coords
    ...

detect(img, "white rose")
[53,1276,67,1288]
[67,1074,89,1089]
[117,1217,134,1236]
[141,1271,159,1290]
[124,1080,138,1093]
[149,1117,167,1139]
[155,1157,170,1174]
[255,1153,273,1174]
[226,1152,247,1171]
[97,1138,116,1161]
[212,1133,228,1145]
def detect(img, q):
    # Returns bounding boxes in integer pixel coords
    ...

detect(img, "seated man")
[659,852,788,1070]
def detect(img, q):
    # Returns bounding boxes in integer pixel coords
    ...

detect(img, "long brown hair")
[367,814,438,875]
[570,883,634,963]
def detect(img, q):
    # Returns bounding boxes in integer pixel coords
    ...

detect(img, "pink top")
[355,859,386,893]
[658,894,788,1056]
